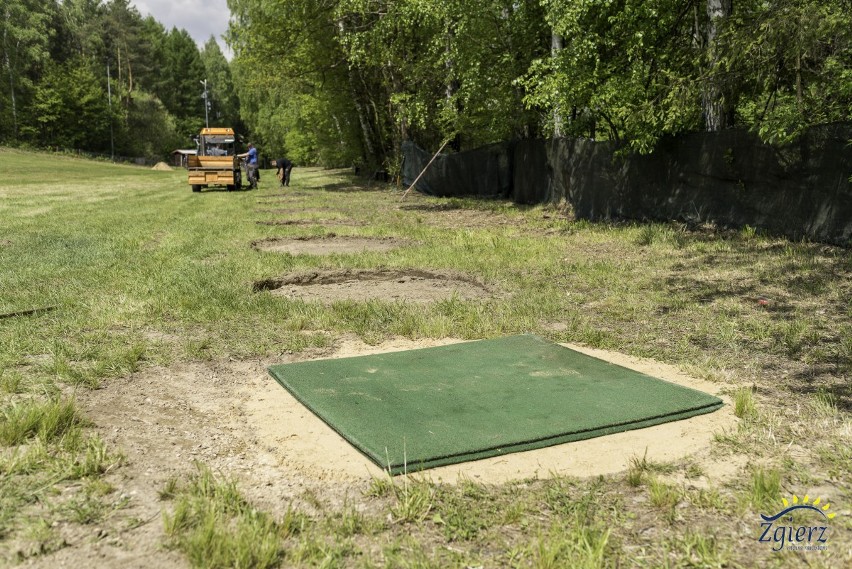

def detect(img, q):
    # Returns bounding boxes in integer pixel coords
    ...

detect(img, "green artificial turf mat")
[267,335,724,475]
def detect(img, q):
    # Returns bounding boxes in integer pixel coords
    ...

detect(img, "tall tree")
[201,37,240,128]
[157,28,206,135]
[1,0,53,141]
[102,0,153,102]
[228,0,365,165]
[724,0,852,143]
[29,57,112,150]
[57,0,106,60]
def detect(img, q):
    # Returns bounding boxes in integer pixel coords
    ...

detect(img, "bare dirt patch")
[397,203,520,230]
[256,219,365,227]
[81,337,736,488]
[254,192,311,201]
[40,336,737,567]
[251,236,408,256]
[253,269,491,303]
[254,207,333,215]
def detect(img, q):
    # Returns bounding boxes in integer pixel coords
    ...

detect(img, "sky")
[132,0,233,59]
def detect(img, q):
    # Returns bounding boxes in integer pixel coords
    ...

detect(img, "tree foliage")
[2,0,848,165]
[0,0,241,161]
[230,0,850,168]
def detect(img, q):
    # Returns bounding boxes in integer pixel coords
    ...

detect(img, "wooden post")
[401,139,450,201]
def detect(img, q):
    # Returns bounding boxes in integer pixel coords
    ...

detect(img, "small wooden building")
[171,149,197,168]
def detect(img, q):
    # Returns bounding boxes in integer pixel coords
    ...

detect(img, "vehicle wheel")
[226,184,235,191]
[191,185,201,192]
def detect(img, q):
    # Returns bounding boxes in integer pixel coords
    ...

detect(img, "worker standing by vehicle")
[238,143,259,189]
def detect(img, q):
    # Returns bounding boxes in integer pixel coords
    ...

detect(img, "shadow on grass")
[192,187,255,194]
[398,203,466,212]
[787,364,852,411]
[322,181,390,193]
[658,234,852,409]
[664,240,851,313]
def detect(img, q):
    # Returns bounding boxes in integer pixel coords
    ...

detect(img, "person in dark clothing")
[275,157,293,187]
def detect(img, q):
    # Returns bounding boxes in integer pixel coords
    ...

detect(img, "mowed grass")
[1,146,850,567]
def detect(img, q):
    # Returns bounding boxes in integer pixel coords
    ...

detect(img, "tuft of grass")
[626,453,649,487]
[388,476,435,524]
[0,398,81,446]
[326,502,382,538]
[626,450,677,487]
[0,370,25,394]
[287,534,354,567]
[365,474,394,498]
[733,387,757,420]
[17,518,66,560]
[61,481,129,525]
[159,476,181,501]
[647,477,682,525]
[0,402,122,552]
[810,388,839,418]
[528,521,615,569]
[816,441,852,480]
[684,462,705,480]
[648,478,682,510]
[432,483,492,542]
[671,530,729,568]
[777,320,809,356]
[69,436,124,479]
[740,224,757,240]
[687,488,727,512]
[163,464,285,569]
[740,467,781,513]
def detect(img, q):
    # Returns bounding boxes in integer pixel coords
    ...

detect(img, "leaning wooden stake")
[0,306,56,320]
[400,139,450,201]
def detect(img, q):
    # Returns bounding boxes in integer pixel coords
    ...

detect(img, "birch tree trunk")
[338,19,377,166]
[551,31,564,137]
[703,0,733,131]
[445,20,461,151]
[2,8,18,139]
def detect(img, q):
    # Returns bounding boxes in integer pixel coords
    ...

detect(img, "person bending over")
[276,157,293,187]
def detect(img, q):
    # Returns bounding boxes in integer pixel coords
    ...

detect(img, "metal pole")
[201,79,209,128]
[107,62,114,161]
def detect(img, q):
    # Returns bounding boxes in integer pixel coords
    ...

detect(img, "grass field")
[0,147,850,567]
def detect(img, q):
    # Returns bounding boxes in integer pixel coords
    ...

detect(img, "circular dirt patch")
[251,236,405,255]
[256,219,365,227]
[254,207,333,215]
[254,269,491,303]
[254,192,310,201]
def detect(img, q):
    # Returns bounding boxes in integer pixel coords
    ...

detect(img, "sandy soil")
[254,269,493,303]
[24,336,737,568]
[251,236,409,256]
[241,339,738,484]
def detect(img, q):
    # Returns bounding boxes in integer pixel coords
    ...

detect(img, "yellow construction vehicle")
[187,127,242,192]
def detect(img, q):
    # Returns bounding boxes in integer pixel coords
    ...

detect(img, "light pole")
[200,79,209,128]
[106,61,115,161]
